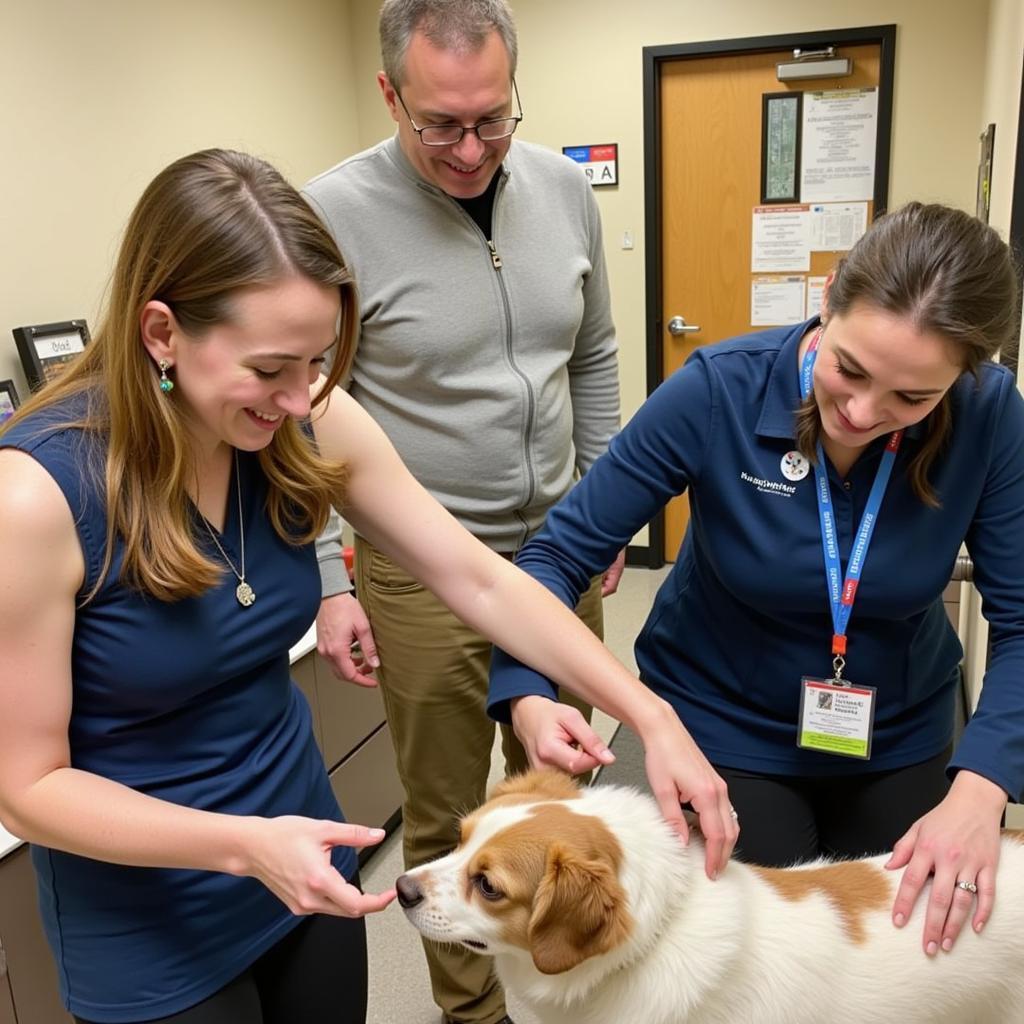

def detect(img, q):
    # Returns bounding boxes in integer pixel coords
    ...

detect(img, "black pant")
[74,909,368,1024]
[716,745,953,867]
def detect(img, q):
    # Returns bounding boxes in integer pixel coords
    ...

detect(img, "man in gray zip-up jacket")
[304,4,620,1022]
[306,130,619,547]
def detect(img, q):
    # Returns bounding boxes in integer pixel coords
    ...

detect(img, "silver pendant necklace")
[199,451,256,608]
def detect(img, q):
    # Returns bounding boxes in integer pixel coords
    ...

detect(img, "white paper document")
[752,276,806,326]
[752,205,810,272]
[801,89,878,203]
[808,202,868,251]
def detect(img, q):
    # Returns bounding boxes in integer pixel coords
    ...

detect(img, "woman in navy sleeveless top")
[0,148,733,1023]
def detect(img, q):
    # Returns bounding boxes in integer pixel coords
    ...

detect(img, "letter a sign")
[562,143,619,187]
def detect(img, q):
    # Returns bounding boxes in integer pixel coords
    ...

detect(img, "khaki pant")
[354,535,601,1024]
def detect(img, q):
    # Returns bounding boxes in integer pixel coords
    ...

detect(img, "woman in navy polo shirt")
[0,149,725,1024]
[490,203,1024,959]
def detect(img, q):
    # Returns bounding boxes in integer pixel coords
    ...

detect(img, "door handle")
[667,316,700,336]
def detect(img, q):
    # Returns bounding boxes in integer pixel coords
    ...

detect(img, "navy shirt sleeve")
[950,373,1024,800]
[488,353,713,721]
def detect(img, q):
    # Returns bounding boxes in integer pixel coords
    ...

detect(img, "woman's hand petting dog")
[886,769,1007,955]
[510,694,739,879]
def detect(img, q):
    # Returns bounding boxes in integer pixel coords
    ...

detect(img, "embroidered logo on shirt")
[780,451,811,481]
[739,471,797,497]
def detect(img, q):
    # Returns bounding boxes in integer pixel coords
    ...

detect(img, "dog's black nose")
[396,873,424,909]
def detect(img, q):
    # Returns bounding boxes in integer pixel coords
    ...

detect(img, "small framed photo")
[12,319,91,391]
[976,123,996,223]
[562,143,619,187]
[0,379,19,424]
[761,92,802,204]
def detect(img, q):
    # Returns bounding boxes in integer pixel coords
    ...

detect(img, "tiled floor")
[360,564,668,1024]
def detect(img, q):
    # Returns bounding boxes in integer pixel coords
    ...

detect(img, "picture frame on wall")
[12,319,91,391]
[761,91,802,204]
[976,123,996,224]
[0,379,19,424]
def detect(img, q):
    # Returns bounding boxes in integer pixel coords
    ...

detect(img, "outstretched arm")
[310,383,738,877]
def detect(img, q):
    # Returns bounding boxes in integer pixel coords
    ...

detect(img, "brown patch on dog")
[1003,829,1024,845]
[490,769,582,803]
[458,771,582,847]
[752,861,891,944]
[465,802,633,974]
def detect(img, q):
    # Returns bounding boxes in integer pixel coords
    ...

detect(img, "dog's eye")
[473,874,505,902]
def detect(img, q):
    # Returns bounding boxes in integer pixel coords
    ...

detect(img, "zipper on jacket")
[447,177,539,528]
[486,238,538,517]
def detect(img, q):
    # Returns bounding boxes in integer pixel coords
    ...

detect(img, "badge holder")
[798,647,876,759]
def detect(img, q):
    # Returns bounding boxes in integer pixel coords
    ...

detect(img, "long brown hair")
[1,149,357,601]
[795,202,1018,506]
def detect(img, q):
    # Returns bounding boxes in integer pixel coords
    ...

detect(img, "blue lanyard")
[799,330,902,669]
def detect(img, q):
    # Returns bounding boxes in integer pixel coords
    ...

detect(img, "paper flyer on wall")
[752,205,810,272]
[801,89,878,203]
[752,276,806,326]
[808,202,868,251]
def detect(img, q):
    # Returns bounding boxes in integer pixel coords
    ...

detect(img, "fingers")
[884,826,917,871]
[690,785,739,880]
[920,860,959,955]
[328,882,397,917]
[973,864,995,935]
[351,620,381,672]
[315,594,380,685]
[933,868,994,952]
[304,878,397,918]
[562,722,616,771]
[327,822,386,850]
[512,698,614,774]
[890,851,930,931]
[940,874,980,952]
[892,849,972,956]
[534,734,612,775]
[652,786,690,845]
[601,549,627,597]
[564,750,604,775]
[319,649,377,686]
[566,739,615,775]
[337,652,379,688]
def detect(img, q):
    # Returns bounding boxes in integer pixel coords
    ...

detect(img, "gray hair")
[380,0,518,88]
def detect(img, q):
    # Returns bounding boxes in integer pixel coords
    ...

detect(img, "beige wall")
[3,0,1021,419]
[0,0,361,397]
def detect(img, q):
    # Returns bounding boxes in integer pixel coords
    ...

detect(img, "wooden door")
[657,41,883,557]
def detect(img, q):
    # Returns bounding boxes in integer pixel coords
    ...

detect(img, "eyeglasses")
[395,79,523,147]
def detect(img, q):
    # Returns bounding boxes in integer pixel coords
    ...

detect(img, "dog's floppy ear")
[527,841,631,975]
[490,769,580,802]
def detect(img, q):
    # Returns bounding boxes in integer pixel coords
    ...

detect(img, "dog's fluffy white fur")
[398,770,1024,1024]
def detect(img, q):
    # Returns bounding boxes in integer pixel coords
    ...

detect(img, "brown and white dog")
[397,770,1024,1024]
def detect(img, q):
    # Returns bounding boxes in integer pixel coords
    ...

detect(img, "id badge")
[798,676,876,759]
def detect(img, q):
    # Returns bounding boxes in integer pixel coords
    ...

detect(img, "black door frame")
[631,25,897,569]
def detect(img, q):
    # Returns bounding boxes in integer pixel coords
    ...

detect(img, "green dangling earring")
[159,359,175,394]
